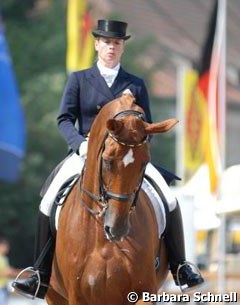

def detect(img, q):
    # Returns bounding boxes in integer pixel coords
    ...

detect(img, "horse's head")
[100,109,178,241]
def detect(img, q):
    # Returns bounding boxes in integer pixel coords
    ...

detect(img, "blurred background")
[0,0,240,303]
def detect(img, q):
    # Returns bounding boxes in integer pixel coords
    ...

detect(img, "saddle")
[49,174,79,237]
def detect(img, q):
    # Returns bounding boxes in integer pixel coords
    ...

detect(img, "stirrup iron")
[12,267,41,299]
[176,261,203,293]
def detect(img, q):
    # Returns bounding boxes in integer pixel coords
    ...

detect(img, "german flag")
[66,0,95,73]
[184,0,226,193]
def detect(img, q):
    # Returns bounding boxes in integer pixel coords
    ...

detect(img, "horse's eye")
[102,159,112,170]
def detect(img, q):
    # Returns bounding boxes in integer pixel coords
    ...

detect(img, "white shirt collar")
[97,61,120,76]
[97,61,120,87]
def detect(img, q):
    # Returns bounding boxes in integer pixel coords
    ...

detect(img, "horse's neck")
[81,97,136,205]
[81,143,102,207]
[82,165,98,196]
[79,161,108,249]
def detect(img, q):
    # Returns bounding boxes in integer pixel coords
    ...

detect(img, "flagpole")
[218,0,226,168]
[176,63,197,264]
[217,0,227,294]
[176,65,186,183]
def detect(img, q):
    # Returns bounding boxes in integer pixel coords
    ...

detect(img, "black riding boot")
[12,211,55,299]
[164,202,204,288]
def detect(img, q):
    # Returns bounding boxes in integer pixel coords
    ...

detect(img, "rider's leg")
[12,153,84,299]
[13,211,55,299]
[165,202,204,287]
[145,163,204,288]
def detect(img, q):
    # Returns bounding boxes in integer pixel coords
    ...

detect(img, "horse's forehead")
[122,116,145,130]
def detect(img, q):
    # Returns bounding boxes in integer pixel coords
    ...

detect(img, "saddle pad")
[141,178,166,238]
[50,174,79,234]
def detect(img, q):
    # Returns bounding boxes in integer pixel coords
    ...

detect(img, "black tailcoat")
[57,64,152,153]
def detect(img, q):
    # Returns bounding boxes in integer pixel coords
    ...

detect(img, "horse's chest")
[81,253,128,287]
[79,249,154,295]
[84,261,124,287]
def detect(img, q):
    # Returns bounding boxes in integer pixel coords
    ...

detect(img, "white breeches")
[40,154,85,215]
[40,153,177,216]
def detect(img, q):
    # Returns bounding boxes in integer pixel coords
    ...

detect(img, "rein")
[80,109,148,217]
[80,186,109,217]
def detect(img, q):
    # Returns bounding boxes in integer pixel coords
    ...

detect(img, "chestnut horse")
[46,94,178,305]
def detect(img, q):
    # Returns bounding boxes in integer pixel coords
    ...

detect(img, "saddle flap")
[142,177,169,238]
[49,174,80,236]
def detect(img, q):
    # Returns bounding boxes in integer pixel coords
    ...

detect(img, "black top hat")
[92,20,131,40]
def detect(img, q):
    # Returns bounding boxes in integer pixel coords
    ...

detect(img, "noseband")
[80,109,149,217]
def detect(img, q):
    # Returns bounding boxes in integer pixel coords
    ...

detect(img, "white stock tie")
[102,73,117,87]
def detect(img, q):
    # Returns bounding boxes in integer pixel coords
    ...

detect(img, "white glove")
[122,88,133,96]
[78,139,88,158]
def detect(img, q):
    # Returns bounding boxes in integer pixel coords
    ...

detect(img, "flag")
[183,0,226,193]
[0,17,26,182]
[66,0,94,73]
[183,69,206,177]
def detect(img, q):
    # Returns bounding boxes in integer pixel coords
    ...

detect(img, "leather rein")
[80,110,149,217]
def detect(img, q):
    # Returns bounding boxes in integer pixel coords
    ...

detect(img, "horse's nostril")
[104,225,110,234]
[104,225,114,240]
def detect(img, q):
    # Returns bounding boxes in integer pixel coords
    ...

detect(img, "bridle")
[108,110,149,147]
[80,109,149,217]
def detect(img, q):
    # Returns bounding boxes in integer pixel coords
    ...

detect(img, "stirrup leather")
[12,267,42,299]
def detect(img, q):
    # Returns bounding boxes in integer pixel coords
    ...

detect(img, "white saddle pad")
[142,178,166,238]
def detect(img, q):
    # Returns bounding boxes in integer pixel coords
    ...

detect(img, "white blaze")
[122,149,135,167]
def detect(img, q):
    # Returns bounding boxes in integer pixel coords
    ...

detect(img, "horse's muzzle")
[104,223,129,241]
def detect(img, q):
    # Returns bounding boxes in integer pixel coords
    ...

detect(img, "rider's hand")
[79,139,88,158]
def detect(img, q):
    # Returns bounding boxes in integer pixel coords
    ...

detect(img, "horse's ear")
[144,119,179,135]
[106,119,124,134]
